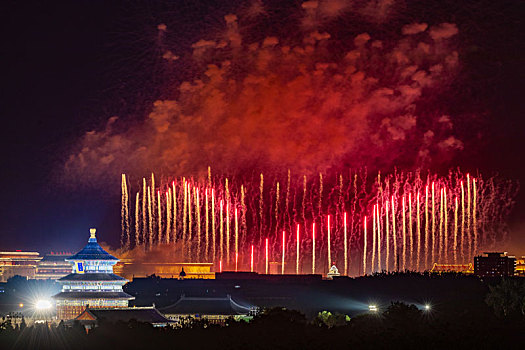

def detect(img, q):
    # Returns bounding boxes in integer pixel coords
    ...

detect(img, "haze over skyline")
[0,0,523,253]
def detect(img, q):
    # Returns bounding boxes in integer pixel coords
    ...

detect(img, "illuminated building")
[53,229,134,320]
[114,261,214,280]
[160,295,255,324]
[35,253,72,280]
[75,306,171,328]
[0,251,42,282]
[515,257,525,276]
[430,263,474,274]
[474,252,516,277]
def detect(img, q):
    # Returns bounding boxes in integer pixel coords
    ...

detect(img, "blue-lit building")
[53,229,134,320]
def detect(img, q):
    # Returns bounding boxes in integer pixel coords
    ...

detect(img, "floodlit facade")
[53,229,134,320]
[474,252,516,277]
[35,253,72,280]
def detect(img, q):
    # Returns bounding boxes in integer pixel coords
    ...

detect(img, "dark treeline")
[3,274,525,349]
[3,295,525,349]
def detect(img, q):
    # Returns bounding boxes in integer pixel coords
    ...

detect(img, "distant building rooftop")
[67,230,118,261]
[75,306,171,326]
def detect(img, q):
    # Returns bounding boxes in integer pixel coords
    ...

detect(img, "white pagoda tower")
[53,229,134,320]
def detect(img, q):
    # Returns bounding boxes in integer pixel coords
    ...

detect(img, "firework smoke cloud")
[65,0,463,183]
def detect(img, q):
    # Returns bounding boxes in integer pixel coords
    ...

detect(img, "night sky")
[0,0,523,253]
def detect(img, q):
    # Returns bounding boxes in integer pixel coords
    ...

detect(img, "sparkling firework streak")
[121,169,516,276]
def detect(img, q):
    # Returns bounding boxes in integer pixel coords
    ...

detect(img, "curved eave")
[58,273,127,282]
[53,291,135,300]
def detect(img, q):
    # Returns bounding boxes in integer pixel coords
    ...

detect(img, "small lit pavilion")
[53,229,134,320]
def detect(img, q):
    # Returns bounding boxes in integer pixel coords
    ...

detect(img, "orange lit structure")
[114,261,214,280]
[430,263,474,274]
[0,251,42,282]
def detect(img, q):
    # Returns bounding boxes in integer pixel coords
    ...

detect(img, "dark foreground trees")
[1,303,524,350]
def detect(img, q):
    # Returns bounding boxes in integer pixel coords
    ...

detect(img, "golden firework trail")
[120,169,513,276]
[461,181,465,262]
[166,189,171,244]
[391,197,397,271]
[225,179,230,264]
[212,189,216,261]
[402,196,406,271]
[343,212,348,276]
[157,190,162,244]
[439,187,443,261]
[385,200,390,272]
[327,215,331,270]
[409,193,414,269]
[188,183,192,260]
[363,216,367,275]
[151,173,156,240]
[467,174,471,258]
[424,185,429,268]
[296,224,300,275]
[416,192,421,270]
[454,196,459,264]
[121,174,130,249]
[282,230,285,275]
[220,199,224,263]
[147,186,153,248]
[444,189,448,262]
[205,189,209,260]
[312,222,316,274]
[135,191,140,246]
[473,178,478,256]
[196,188,201,259]
[175,181,178,246]
[142,178,147,247]
[182,178,187,256]
[372,204,376,273]
[431,182,435,267]
[235,207,239,267]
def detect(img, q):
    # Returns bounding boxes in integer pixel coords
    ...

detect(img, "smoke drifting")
[65,0,464,185]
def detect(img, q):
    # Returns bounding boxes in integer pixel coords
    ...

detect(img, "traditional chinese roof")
[430,263,474,273]
[67,229,118,261]
[53,291,135,300]
[58,273,126,282]
[160,295,253,316]
[76,306,170,325]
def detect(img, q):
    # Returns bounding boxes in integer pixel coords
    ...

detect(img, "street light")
[369,304,378,312]
[35,300,52,310]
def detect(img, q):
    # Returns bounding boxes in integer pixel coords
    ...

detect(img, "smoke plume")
[65,0,464,185]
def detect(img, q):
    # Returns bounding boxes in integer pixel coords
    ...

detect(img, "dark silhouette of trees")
[485,278,525,317]
[313,310,349,328]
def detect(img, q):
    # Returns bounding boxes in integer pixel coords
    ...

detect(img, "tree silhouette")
[485,279,522,317]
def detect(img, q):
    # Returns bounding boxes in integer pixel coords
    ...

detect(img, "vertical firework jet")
[120,170,515,276]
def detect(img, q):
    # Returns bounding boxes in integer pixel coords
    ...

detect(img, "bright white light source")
[35,300,52,310]
[369,305,378,312]
[424,304,431,311]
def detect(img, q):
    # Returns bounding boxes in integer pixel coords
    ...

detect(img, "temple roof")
[67,229,119,261]
[75,307,171,325]
[160,295,253,316]
[59,273,126,282]
[53,291,135,300]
